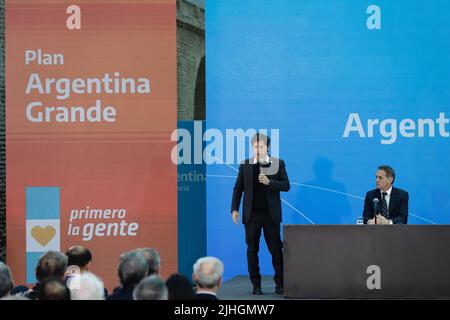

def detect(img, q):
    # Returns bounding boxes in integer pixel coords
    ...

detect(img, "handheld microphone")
[258,159,270,176]
[373,198,379,225]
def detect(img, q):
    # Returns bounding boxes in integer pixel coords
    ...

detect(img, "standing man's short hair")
[0,262,14,298]
[378,165,396,183]
[36,251,68,283]
[251,132,270,147]
[66,245,92,269]
[133,275,168,300]
[193,257,224,289]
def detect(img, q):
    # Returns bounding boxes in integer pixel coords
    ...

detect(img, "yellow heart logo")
[31,226,56,247]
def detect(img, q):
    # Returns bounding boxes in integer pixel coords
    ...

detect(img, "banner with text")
[6,0,177,289]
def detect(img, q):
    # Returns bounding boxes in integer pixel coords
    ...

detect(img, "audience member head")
[66,245,92,272]
[70,272,105,300]
[133,275,168,300]
[192,257,224,292]
[0,262,14,298]
[166,273,195,300]
[118,250,148,288]
[136,248,161,275]
[37,278,71,300]
[36,251,68,283]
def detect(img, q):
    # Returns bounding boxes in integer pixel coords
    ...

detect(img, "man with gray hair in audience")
[0,262,14,299]
[193,256,224,300]
[136,248,161,275]
[133,275,168,300]
[107,250,148,300]
[70,272,105,300]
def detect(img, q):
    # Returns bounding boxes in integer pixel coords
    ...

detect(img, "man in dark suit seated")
[363,165,409,225]
[193,257,224,300]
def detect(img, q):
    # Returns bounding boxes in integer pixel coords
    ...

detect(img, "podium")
[283,225,450,299]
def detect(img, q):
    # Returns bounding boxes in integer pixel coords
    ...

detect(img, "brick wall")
[177,0,205,120]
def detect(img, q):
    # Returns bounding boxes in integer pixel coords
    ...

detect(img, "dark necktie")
[381,192,389,219]
[259,161,270,168]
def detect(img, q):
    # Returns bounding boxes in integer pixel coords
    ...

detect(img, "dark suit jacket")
[231,158,290,224]
[195,293,219,300]
[363,187,409,224]
[106,286,134,300]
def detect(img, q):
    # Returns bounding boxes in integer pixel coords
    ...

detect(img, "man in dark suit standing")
[231,133,290,295]
[363,165,409,225]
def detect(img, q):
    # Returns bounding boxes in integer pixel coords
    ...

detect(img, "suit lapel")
[248,159,254,195]
[376,189,382,203]
[389,187,396,213]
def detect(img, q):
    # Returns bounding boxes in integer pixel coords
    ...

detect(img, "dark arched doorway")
[194,56,205,120]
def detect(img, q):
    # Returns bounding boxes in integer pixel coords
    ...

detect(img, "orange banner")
[6,0,177,291]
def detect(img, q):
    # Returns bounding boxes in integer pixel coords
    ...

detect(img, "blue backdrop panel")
[178,121,206,278]
[206,0,450,280]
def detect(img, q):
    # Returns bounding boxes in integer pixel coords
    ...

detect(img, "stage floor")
[218,276,286,300]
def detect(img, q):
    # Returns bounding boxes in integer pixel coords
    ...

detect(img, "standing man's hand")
[232,210,240,224]
[258,174,270,185]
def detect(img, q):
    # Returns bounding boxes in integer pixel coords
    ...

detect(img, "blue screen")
[206,0,450,280]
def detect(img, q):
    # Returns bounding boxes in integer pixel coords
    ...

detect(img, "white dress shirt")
[253,155,270,164]
[380,186,393,224]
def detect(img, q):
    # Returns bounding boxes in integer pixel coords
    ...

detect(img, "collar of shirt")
[196,290,217,296]
[253,155,270,164]
[381,186,392,197]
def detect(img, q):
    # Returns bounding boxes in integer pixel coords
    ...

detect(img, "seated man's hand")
[367,218,375,224]
[376,214,390,225]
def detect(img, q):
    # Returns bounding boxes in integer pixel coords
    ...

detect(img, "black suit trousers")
[245,209,283,287]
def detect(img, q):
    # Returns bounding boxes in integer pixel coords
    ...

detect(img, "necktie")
[381,192,389,219]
